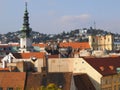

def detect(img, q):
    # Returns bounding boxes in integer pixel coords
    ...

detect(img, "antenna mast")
[94,21,96,29]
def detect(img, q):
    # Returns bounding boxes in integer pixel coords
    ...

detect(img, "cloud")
[60,14,91,24]
[50,14,91,33]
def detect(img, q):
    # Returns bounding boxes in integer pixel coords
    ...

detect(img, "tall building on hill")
[19,2,33,53]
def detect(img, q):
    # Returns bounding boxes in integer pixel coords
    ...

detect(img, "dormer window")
[109,65,114,70]
[7,87,13,90]
[99,66,104,71]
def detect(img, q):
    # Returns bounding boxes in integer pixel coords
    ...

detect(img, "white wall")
[48,58,73,72]
[48,58,102,90]
[73,58,102,90]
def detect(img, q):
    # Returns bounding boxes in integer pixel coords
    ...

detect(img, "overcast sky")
[0,0,120,34]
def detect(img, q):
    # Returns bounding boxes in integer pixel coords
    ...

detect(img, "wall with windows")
[48,58,73,72]
[88,35,98,50]
[101,73,120,90]
[88,34,113,51]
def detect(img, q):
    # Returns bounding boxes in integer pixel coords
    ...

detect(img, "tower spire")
[19,2,33,53]
[25,2,27,10]
[25,2,28,13]
[20,2,32,38]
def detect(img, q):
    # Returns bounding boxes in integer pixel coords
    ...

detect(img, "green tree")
[40,83,62,90]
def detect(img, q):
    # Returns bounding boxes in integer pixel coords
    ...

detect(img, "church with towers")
[19,2,33,53]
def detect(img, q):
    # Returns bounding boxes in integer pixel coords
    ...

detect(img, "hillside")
[0,27,118,43]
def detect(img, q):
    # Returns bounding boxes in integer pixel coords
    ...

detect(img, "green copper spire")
[20,2,32,38]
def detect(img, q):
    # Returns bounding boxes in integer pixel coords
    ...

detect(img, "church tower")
[19,2,33,53]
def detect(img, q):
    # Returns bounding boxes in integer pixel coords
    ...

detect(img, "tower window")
[93,38,95,42]
[24,45,25,48]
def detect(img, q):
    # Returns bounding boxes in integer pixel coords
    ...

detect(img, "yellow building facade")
[101,73,120,90]
[88,34,114,51]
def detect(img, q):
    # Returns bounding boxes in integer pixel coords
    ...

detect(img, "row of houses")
[1,52,120,90]
[0,33,120,56]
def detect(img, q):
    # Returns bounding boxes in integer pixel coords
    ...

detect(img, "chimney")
[9,66,12,72]
[41,54,48,86]
[116,67,120,73]
[2,61,6,68]
[8,54,12,63]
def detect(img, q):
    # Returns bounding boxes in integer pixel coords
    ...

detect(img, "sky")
[0,0,120,34]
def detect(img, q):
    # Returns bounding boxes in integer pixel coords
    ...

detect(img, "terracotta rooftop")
[0,72,96,89]
[0,43,47,48]
[32,43,47,48]
[0,44,9,48]
[0,43,19,47]
[48,55,59,58]
[74,74,96,90]
[84,56,120,76]
[59,42,90,49]
[12,52,45,59]
[0,68,9,71]
[25,72,72,90]
[0,72,26,89]
[9,43,20,46]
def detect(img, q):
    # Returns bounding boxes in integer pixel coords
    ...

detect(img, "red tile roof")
[0,43,47,48]
[48,55,59,58]
[60,42,90,49]
[25,72,72,90]
[12,52,45,59]
[0,43,19,47]
[0,72,96,89]
[74,74,96,90]
[0,68,9,71]
[0,44,9,48]
[25,72,41,90]
[84,56,120,76]
[32,43,47,48]
[9,43,20,46]
[0,72,26,89]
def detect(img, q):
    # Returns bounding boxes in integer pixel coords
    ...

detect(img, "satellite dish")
[31,56,37,62]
